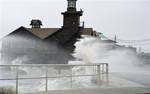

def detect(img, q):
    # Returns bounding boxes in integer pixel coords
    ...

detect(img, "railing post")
[102,64,104,73]
[106,64,109,74]
[97,65,101,85]
[105,64,109,86]
[45,66,48,93]
[16,66,18,94]
[70,66,73,88]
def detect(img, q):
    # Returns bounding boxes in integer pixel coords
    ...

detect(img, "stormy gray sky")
[0,0,150,51]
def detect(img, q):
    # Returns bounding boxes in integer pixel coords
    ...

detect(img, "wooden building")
[1,0,98,64]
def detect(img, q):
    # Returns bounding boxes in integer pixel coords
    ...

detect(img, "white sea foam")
[0,35,150,93]
[0,40,2,64]
[73,35,150,72]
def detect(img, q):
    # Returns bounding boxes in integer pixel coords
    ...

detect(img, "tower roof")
[68,0,77,1]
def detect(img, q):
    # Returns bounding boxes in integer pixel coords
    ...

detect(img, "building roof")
[5,26,96,40]
[27,28,60,39]
[27,28,95,39]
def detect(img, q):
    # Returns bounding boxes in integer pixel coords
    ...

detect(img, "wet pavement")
[26,72,150,94]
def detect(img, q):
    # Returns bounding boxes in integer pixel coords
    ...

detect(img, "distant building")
[1,0,98,64]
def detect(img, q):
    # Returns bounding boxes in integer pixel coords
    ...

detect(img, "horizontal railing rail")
[0,63,109,94]
[0,63,108,67]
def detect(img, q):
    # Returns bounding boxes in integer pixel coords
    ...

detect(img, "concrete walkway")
[28,87,150,94]
[23,73,150,94]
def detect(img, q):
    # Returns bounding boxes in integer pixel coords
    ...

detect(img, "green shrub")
[0,86,15,94]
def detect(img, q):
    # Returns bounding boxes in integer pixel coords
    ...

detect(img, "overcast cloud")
[0,0,150,50]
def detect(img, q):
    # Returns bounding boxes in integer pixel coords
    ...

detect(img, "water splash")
[0,40,2,64]
[73,35,150,72]
[1,35,150,93]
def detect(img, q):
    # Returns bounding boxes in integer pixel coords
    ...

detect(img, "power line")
[117,41,150,45]
[98,33,150,46]
[117,39,150,43]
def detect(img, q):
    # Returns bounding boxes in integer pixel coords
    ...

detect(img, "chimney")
[30,19,42,28]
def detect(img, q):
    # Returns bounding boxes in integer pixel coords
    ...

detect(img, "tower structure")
[62,0,83,30]
[58,0,83,45]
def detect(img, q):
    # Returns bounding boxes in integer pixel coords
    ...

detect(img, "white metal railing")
[0,63,109,94]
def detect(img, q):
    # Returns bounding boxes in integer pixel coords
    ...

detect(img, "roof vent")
[30,19,42,28]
